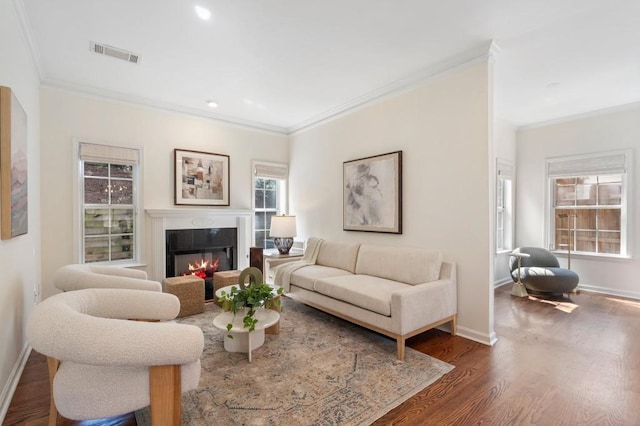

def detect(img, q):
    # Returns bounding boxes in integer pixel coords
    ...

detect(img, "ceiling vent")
[90,41,140,64]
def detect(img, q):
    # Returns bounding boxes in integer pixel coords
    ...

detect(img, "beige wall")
[0,0,41,418]
[39,88,289,299]
[289,61,495,344]
[517,105,640,299]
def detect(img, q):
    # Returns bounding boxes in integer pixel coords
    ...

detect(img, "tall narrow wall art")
[0,86,28,239]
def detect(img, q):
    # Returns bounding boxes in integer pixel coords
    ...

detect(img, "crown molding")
[40,79,290,135]
[12,0,44,79]
[517,100,640,131]
[287,40,498,135]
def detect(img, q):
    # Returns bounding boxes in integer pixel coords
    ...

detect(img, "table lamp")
[269,215,297,254]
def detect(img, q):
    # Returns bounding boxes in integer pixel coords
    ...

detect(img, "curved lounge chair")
[27,288,203,425]
[509,247,579,295]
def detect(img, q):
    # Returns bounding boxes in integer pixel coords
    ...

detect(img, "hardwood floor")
[5,287,639,425]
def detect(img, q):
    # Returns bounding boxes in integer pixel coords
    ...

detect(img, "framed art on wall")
[343,150,402,234]
[0,86,28,239]
[174,149,229,206]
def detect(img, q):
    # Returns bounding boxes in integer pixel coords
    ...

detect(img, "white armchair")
[54,263,162,292]
[26,288,204,425]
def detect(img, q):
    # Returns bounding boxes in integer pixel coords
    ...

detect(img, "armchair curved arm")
[84,265,148,280]
[27,289,204,366]
[54,264,162,292]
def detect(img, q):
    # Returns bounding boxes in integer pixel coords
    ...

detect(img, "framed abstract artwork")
[0,86,28,239]
[174,149,230,206]
[343,150,402,234]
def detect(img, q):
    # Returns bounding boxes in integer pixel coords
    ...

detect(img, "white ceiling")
[19,0,640,134]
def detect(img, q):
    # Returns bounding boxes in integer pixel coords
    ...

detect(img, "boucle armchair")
[26,288,204,426]
[54,263,162,292]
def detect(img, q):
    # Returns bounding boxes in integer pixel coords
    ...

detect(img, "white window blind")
[548,153,626,177]
[497,161,513,178]
[254,163,288,179]
[79,142,139,165]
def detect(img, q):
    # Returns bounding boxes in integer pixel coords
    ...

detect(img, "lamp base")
[273,237,294,255]
[511,282,528,298]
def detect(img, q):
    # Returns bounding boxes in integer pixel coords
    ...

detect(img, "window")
[496,160,514,252]
[79,142,140,264]
[547,151,629,257]
[253,162,288,249]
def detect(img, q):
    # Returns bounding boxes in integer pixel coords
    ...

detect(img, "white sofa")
[275,239,457,360]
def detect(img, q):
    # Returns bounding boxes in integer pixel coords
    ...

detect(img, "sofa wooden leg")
[149,365,181,426]
[46,356,60,426]
[396,337,405,361]
[451,315,457,336]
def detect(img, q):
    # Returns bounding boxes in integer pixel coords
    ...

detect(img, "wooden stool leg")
[149,365,181,426]
[265,296,281,335]
[46,357,60,426]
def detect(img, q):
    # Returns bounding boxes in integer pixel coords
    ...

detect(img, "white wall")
[0,0,41,419]
[289,61,495,344]
[39,88,289,299]
[493,119,517,285]
[517,105,640,299]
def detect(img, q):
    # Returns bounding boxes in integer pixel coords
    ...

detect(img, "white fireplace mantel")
[146,209,252,282]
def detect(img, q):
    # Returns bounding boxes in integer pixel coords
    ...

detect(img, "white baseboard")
[494,278,512,288]
[456,326,497,346]
[577,284,640,300]
[0,344,31,424]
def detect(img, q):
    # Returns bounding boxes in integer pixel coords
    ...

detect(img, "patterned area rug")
[136,297,453,425]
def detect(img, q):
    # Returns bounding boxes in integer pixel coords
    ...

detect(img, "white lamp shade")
[269,215,297,237]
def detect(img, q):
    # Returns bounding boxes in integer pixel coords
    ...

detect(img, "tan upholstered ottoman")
[162,276,205,317]
[213,270,243,293]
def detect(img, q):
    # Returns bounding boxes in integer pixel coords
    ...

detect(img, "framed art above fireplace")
[175,149,229,206]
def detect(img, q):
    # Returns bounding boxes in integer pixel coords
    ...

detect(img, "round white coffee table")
[215,283,282,300]
[213,308,280,362]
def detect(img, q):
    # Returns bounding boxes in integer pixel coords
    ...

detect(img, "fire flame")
[185,258,219,279]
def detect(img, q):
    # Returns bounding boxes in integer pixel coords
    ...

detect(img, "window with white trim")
[79,142,140,264]
[547,151,630,256]
[496,160,514,252]
[253,162,288,249]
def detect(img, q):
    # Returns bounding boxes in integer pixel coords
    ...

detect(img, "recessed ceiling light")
[195,5,212,21]
[207,100,218,108]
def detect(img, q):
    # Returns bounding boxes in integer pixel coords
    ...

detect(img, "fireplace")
[166,228,237,300]
[145,209,252,292]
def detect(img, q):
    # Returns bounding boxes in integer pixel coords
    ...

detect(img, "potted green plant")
[218,267,283,336]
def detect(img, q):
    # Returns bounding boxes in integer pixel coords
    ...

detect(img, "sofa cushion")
[313,275,408,316]
[316,241,361,273]
[355,245,442,285]
[290,265,353,291]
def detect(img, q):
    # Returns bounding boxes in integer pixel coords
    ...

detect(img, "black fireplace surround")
[166,228,237,300]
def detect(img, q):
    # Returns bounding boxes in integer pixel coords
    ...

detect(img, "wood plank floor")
[5,286,640,425]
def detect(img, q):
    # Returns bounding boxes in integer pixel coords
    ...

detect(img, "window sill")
[496,249,513,255]
[551,251,632,262]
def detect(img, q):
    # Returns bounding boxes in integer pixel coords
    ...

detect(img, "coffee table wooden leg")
[265,297,281,335]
